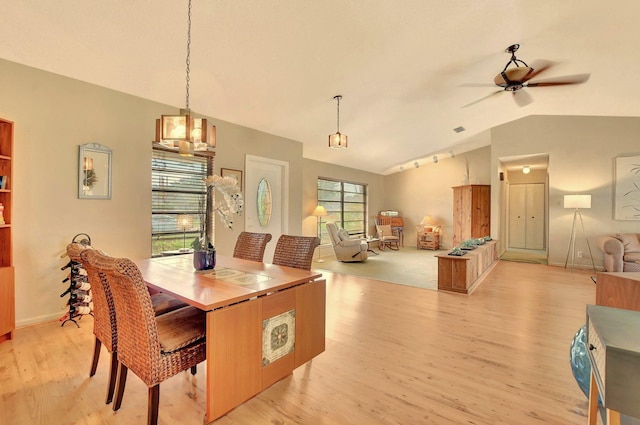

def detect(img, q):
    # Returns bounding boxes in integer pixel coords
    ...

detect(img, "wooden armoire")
[452,184,490,247]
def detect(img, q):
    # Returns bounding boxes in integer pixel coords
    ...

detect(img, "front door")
[244,155,290,263]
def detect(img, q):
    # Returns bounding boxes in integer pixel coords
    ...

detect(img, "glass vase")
[193,248,216,271]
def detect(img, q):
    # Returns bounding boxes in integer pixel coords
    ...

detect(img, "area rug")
[313,247,447,291]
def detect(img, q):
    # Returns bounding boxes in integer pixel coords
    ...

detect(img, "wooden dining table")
[134,254,326,424]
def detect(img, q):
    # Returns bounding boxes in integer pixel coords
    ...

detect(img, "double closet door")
[508,183,545,250]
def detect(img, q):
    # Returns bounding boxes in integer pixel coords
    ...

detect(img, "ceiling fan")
[462,44,590,108]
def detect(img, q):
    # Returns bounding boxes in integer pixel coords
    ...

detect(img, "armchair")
[326,222,368,262]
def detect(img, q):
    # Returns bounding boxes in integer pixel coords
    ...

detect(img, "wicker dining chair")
[233,231,273,262]
[272,235,320,271]
[69,244,189,406]
[83,249,206,425]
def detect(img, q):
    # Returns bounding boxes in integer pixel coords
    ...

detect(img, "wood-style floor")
[0,261,601,424]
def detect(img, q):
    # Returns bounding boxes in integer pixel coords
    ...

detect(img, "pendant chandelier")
[154,0,215,155]
[328,95,348,149]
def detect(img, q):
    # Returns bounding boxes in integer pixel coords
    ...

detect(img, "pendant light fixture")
[328,95,348,149]
[154,0,215,155]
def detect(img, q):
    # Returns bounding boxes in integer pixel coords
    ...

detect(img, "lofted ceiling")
[2,1,640,175]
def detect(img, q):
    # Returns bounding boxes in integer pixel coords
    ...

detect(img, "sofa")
[601,233,640,272]
[326,222,368,262]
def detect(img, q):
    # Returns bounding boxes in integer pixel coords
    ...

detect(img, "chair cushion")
[614,233,640,252]
[337,229,350,241]
[624,252,640,262]
[151,292,189,316]
[156,306,206,353]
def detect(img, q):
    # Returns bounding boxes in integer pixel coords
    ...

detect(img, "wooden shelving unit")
[0,118,14,344]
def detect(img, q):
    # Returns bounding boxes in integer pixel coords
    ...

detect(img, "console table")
[586,305,640,425]
[436,240,498,294]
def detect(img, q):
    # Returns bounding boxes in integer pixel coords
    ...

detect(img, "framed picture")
[614,154,640,220]
[221,168,243,190]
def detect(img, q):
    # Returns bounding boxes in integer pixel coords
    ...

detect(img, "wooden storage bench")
[436,240,498,294]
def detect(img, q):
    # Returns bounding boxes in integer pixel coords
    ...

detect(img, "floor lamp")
[176,214,194,252]
[563,194,596,274]
[311,205,328,262]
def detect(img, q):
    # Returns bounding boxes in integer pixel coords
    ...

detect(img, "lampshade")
[177,214,194,230]
[83,157,94,171]
[564,194,591,209]
[420,215,433,225]
[154,0,215,156]
[312,205,328,217]
[328,95,348,149]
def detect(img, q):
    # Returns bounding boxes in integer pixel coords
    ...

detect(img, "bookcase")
[0,118,14,344]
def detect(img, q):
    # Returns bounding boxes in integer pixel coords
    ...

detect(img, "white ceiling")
[2,1,640,174]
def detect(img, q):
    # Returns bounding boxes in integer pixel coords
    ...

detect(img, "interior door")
[244,155,289,263]
[525,183,545,249]
[508,184,527,248]
[508,183,545,250]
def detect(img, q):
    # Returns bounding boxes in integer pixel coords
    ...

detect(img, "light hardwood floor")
[0,262,602,424]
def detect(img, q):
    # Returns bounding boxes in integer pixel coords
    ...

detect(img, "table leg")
[606,409,620,425]
[587,371,599,425]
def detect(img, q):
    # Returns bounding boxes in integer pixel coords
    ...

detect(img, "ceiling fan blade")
[459,82,497,88]
[513,90,533,107]
[521,60,555,82]
[461,90,503,108]
[526,73,591,87]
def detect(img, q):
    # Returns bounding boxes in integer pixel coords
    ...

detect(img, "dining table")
[134,254,326,423]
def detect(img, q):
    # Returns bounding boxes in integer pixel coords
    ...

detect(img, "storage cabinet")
[0,118,14,344]
[452,185,490,247]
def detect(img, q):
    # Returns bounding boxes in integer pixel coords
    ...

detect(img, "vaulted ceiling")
[2,1,639,174]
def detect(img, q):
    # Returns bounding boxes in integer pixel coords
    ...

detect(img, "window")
[317,178,367,245]
[151,148,213,256]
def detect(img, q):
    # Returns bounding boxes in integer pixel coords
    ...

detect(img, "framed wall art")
[221,168,243,190]
[614,154,640,220]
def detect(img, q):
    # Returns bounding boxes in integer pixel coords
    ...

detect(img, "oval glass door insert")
[257,178,272,227]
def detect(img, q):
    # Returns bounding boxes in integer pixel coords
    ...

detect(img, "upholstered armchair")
[326,222,368,262]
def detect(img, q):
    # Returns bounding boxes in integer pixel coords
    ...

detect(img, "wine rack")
[60,233,93,327]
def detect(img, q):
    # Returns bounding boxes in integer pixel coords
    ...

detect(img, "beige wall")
[383,145,492,249]
[490,115,640,268]
[3,57,640,327]
[0,59,308,326]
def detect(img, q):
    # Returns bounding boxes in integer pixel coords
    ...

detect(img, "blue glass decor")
[569,324,602,405]
[193,249,216,271]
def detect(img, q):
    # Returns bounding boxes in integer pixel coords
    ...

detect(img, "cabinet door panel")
[525,183,545,249]
[509,185,527,248]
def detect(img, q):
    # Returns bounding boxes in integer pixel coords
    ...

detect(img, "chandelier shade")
[328,95,348,149]
[153,0,215,156]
